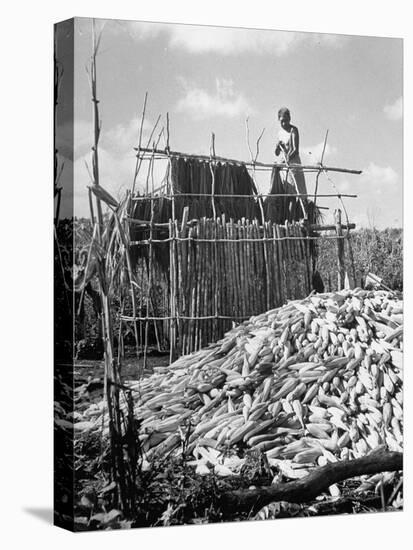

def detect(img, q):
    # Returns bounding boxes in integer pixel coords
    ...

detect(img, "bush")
[316,228,403,292]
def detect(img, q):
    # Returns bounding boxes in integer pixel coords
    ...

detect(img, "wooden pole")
[210,133,217,220]
[245,221,254,316]
[169,220,176,363]
[188,226,197,354]
[134,147,363,175]
[335,209,345,290]
[275,223,286,305]
[230,220,240,320]
[314,129,329,210]
[238,220,246,318]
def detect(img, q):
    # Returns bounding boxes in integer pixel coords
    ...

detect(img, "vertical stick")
[214,218,220,340]
[209,133,217,220]
[212,220,219,342]
[346,231,357,290]
[188,226,197,354]
[180,208,189,353]
[169,220,176,363]
[193,221,201,351]
[229,219,238,320]
[248,221,256,315]
[175,218,182,356]
[284,222,292,299]
[131,92,148,197]
[335,209,345,290]
[238,220,246,317]
[275,223,286,305]
[143,177,155,371]
[249,221,255,314]
[302,224,312,295]
[203,219,210,346]
[222,217,231,324]
[268,222,277,307]
[197,218,204,349]
[261,219,270,311]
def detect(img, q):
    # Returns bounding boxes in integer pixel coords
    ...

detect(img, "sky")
[57,17,403,228]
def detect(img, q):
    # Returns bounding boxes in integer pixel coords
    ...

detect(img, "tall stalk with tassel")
[86,20,137,516]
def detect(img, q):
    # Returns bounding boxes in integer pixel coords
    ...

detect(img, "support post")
[169,220,177,363]
[335,208,345,290]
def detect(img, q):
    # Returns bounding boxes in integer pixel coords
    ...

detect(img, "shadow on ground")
[24,508,53,525]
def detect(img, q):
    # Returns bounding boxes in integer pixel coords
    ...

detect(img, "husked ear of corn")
[77,289,403,474]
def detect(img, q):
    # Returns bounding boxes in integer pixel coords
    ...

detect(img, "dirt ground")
[74,352,170,387]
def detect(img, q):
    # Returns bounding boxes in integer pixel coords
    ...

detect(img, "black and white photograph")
[52,15,404,531]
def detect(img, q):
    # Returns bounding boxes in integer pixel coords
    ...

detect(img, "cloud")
[102,116,157,155]
[383,97,402,121]
[362,162,398,187]
[109,20,344,56]
[169,27,299,55]
[301,142,338,163]
[71,115,169,217]
[175,78,252,120]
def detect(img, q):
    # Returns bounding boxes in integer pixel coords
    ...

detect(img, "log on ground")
[218,449,402,516]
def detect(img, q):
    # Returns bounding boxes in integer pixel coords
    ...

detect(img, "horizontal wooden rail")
[127,219,353,232]
[131,192,357,201]
[312,223,356,232]
[130,234,352,245]
[121,314,250,322]
[135,147,362,175]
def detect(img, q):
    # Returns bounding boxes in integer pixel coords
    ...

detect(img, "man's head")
[278,107,291,129]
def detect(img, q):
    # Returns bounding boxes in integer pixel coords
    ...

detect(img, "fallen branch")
[218,450,402,516]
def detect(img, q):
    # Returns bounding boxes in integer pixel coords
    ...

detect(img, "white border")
[1,1,410,548]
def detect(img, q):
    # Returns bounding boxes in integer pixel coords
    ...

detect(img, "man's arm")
[275,140,286,157]
[287,126,299,161]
